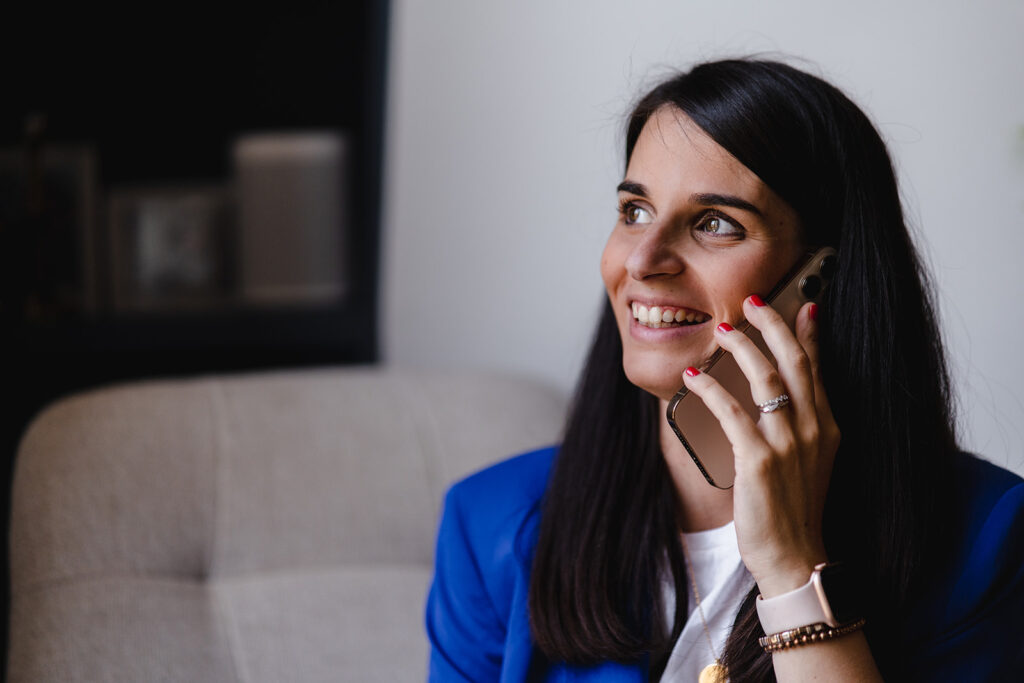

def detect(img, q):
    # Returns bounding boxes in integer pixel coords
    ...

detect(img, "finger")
[712,321,796,444]
[681,366,766,453]
[713,321,788,405]
[794,302,840,451]
[741,295,816,426]
[790,301,839,456]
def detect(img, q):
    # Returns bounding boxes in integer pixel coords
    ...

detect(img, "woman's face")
[601,106,805,401]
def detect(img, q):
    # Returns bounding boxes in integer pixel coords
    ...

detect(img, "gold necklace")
[680,534,728,683]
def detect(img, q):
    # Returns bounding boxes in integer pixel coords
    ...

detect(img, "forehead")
[627,106,770,204]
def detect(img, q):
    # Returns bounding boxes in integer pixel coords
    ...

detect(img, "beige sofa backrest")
[7,366,567,682]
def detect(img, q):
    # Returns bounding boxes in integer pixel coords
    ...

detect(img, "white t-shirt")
[659,521,755,682]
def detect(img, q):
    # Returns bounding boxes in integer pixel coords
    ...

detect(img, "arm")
[426,483,507,682]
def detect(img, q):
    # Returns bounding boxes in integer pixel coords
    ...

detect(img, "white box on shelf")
[233,131,349,306]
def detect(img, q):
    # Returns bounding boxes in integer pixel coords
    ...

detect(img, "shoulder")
[951,451,1024,512]
[942,453,1024,584]
[432,446,557,603]
[438,446,556,591]
[426,446,557,681]
[943,453,1024,610]
[905,453,1024,679]
[444,445,557,527]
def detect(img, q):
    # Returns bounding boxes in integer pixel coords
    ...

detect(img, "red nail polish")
[749,294,766,307]
[685,367,700,377]
[717,322,734,333]
[808,303,818,321]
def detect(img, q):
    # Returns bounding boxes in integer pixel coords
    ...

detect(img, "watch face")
[819,563,863,625]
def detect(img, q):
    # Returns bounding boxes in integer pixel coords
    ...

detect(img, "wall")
[382,0,1024,474]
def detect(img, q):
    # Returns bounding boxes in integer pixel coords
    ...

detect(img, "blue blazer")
[425,447,1024,682]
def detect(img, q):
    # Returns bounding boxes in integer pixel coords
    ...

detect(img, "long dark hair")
[528,59,958,680]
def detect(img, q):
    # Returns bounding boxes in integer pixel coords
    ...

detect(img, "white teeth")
[631,302,709,327]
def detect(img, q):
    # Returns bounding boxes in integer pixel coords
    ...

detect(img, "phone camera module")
[819,254,838,281]
[800,275,823,299]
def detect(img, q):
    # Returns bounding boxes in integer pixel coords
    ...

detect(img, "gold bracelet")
[758,618,866,654]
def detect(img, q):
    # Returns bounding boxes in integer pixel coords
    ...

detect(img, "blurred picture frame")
[107,185,233,312]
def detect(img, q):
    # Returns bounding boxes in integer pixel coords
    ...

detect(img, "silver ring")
[757,394,791,414]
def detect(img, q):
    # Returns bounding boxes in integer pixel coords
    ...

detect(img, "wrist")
[754,555,827,599]
[756,561,864,634]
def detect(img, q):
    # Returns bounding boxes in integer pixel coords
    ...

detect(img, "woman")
[426,59,1024,682]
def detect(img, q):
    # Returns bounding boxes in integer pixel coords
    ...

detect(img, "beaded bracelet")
[758,618,867,654]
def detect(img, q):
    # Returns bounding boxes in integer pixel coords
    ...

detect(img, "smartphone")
[665,246,838,489]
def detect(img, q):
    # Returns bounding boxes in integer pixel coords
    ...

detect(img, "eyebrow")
[616,181,764,218]
[616,180,649,197]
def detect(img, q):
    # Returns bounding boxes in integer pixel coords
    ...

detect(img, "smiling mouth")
[631,302,711,329]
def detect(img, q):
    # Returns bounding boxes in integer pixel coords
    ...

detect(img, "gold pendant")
[698,662,728,683]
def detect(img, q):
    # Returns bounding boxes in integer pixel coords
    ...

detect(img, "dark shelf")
[2,4,368,183]
[11,304,371,354]
[1,0,389,367]
[1,1,391,669]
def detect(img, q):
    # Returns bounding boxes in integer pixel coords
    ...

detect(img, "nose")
[624,224,685,281]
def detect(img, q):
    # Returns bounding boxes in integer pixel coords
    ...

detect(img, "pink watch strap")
[755,571,830,633]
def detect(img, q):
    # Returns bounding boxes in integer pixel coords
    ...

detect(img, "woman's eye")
[700,214,742,236]
[622,203,653,225]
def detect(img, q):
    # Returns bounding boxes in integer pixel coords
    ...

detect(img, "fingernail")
[717,322,734,333]
[749,294,766,307]
[808,303,818,321]
[685,367,700,377]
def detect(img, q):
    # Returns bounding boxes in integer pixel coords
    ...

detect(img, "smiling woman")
[426,59,1024,683]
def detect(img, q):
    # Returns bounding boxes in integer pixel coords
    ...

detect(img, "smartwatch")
[755,562,863,634]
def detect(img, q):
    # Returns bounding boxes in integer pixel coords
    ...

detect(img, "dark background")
[0,1,390,669]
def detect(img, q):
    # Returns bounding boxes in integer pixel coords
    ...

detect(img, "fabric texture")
[425,448,1024,682]
[8,367,568,683]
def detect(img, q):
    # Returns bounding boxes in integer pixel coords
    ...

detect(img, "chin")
[622,355,691,403]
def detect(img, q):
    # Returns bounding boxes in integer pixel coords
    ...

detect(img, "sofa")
[7,366,567,682]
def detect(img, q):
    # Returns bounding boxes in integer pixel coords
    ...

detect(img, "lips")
[630,301,711,329]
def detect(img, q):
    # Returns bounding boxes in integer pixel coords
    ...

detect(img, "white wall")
[382,0,1024,475]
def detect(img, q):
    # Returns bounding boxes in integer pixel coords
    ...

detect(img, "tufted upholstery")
[7,366,567,682]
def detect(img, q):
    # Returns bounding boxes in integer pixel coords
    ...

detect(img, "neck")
[659,398,734,532]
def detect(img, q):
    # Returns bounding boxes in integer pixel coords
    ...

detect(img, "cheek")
[600,254,613,291]
[600,233,628,293]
